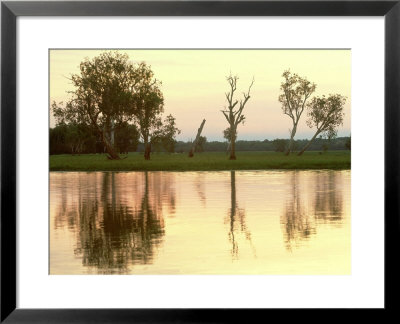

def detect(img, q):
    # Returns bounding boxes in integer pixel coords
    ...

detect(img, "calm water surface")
[50,170,351,274]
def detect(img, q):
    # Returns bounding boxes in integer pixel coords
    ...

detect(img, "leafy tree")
[221,74,254,160]
[65,123,87,154]
[115,122,140,154]
[223,127,233,142]
[50,123,96,155]
[298,94,346,155]
[223,127,236,154]
[158,114,181,153]
[279,70,316,155]
[50,124,68,155]
[134,84,163,159]
[52,51,146,160]
[132,74,180,159]
[195,136,207,153]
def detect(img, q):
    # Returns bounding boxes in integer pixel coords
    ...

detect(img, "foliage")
[278,70,316,154]
[65,123,88,154]
[50,123,96,155]
[115,122,140,154]
[52,51,153,159]
[51,133,351,155]
[195,136,207,153]
[53,52,138,125]
[153,114,181,153]
[298,94,346,155]
[50,124,68,155]
[272,139,288,152]
[130,65,165,159]
[50,122,140,155]
[306,94,346,138]
[171,137,351,153]
[223,127,237,143]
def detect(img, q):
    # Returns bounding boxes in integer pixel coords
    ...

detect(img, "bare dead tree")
[188,119,206,157]
[221,75,254,160]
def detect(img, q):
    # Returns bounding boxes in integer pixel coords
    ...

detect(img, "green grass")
[49,151,351,171]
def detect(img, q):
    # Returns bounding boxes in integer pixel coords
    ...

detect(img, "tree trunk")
[188,119,206,157]
[230,171,236,212]
[144,141,151,160]
[101,130,120,160]
[88,114,119,159]
[285,124,297,156]
[110,119,115,147]
[229,129,236,160]
[298,130,320,156]
[229,171,237,254]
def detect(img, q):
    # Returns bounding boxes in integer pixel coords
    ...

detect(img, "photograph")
[49,49,351,275]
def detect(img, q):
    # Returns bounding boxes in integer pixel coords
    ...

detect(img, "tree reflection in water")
[54,172,176,274]
[313,171,344,224]
[225,171,256,259]
[281,171,344,251]
[194,173,207,207]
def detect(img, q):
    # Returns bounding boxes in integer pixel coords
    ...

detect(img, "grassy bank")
[49,151,351,171]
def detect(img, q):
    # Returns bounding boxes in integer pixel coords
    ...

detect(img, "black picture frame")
[1,0,399,322]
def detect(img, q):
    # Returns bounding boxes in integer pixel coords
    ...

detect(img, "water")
[50,170,351,275]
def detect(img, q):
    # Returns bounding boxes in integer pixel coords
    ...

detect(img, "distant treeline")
[174,137,350,153]
[50,124,350,155]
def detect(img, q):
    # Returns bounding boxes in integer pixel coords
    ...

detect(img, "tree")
[195,136,207,153]
[188,119,206,157]
[49,124,68,155]
[221,75,254,160]
[298,94,346,156]
[134,82,163,160]
[50,123,96,155]
[115,122,140,154]
[52,51,148,160]
[65,123,87,155]
[279,70,316,155]
[223,127,236,154]
[158,114,181,153]
[132,73,176,159]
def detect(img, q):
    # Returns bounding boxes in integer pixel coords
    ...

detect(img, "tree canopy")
[52,51,171,160]
[298,94,346,155]
[131,69,165,160]
[278,70,316,155]
[306,94,346,138]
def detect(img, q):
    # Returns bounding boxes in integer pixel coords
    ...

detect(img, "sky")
[49,49,351,142]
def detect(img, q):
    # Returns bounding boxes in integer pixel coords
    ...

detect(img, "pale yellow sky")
[50,49,351,141]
